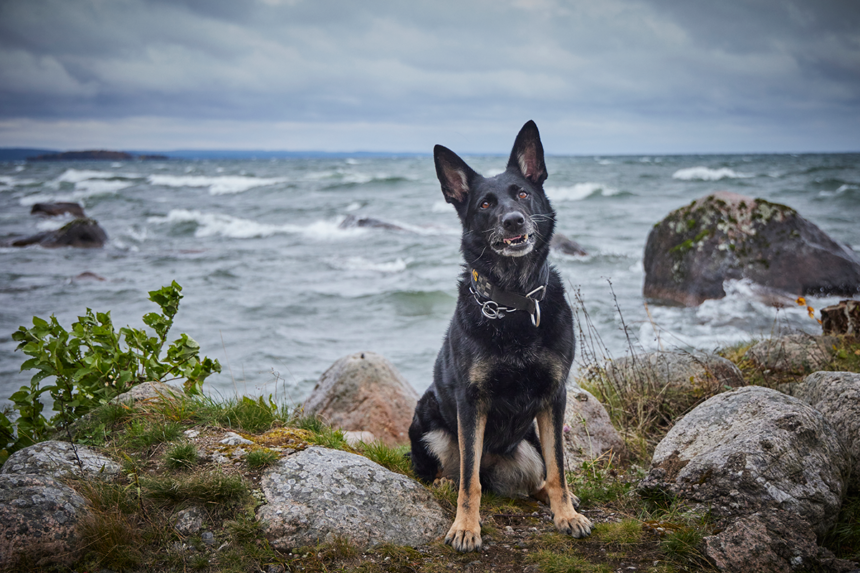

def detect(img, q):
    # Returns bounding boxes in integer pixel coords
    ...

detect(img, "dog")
[408,120,593,552]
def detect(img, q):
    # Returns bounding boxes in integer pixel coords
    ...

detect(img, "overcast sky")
[1,0,858,154]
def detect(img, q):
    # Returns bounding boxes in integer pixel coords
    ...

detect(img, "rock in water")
[0,475,89,569]
[639,386,849,536]
[30,202,86,218]
[10,217,108,248]
[303,352,418,445]
[1,440,121,480]
[257,447,447,549]
[789,371,860,491]
[643,192,860,306]
[550,233,587,256]
[562,382,625,468]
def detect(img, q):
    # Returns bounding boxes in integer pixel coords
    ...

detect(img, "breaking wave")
[546,182,620,201]
[147,175,288,195]
[672,167,754,181]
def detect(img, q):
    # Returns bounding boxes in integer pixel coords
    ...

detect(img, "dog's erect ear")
[434,144,478,206]
[507,120,547,186]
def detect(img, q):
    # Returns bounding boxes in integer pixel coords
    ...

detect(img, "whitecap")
[672,167,754,181]
[546,182,619,201]
[484,168,505,177]
[431,201,453,213]
[19,178,133,206]
[52,169,120,185]
[835,184,858,194]
[345,202,362,212]
[147,174,288,195]
[336,257,410,273]
[147,209,367,240]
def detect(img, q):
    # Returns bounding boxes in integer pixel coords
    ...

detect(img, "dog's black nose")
[502,212,525,232]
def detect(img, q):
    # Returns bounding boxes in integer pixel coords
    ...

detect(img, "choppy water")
[1,153,859,405]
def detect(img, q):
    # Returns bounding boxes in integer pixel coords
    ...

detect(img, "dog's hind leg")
[536,402,592,538]
[445,408,487,552]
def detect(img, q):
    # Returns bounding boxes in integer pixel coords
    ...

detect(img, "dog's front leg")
[445,407,487,552]
[536,404,592,538]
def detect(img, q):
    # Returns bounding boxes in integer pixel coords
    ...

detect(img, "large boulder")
[0,474,89,570]
[1,440,121,480]
[821,299,860,336]
[303,352,418,445]
[257,446,447,549]
[10,217,108,248]
[745,334,836,374]
[603,351,744,395]
[562,382,625,468]
[643,192,860,306]
[789,371,860,491]
[702,508,857,573]
[639,386,849,536]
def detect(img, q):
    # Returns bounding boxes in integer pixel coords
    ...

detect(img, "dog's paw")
[433,477,455,488]
[445,524,482,552]
[554,511,592,538]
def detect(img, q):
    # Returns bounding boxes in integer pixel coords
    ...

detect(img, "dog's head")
[434,120,555,269]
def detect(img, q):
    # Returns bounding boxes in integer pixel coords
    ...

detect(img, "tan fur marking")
[536,409,592,538]
[445,411,487,552]
[468,361,492,387]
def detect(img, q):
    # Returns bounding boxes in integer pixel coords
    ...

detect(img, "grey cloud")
[0,0,857,152]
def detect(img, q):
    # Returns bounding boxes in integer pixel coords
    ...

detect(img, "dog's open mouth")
[504,234,528,246]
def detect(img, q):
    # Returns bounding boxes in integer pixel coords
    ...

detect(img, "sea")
[1,153,859,407]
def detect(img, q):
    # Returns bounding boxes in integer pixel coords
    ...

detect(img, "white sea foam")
[19,178,133,206]
[431,201,453,213]
[147,174,288,195]
[0,175,14,187]
[147,209,367,240]
[672,167,754,181]
[337,257,410,273]
[52,169,120,185]
[345,202,362,212]
[546,182,619,201]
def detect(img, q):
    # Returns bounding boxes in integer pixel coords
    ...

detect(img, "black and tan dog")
[409,120,592,552]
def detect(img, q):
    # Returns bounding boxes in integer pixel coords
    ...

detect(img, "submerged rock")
[10,217,108,248]
[303,351,418,445]
[639,386,849,536]
[0,474,89,570]
[1,440,121,480]
[257,446,447,549]
[30,202,86,218]
[550,233,587,256]
[643,192,860,306]
[338,214,405,232]
[562,382,625,468]
[789,371,860,491]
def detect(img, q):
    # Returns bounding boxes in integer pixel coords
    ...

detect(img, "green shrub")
[0,282,220,461]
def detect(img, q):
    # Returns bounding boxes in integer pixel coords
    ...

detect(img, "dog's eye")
[480,201,491,209]
[517,190,528,199]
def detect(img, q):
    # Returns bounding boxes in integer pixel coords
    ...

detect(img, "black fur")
[409,120,574,492]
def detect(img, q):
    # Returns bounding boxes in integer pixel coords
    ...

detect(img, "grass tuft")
[357,441,413,476]
[142,470,249,507]
[164,442,199,469]
[593,518,643,545]
[245,447,279,469]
